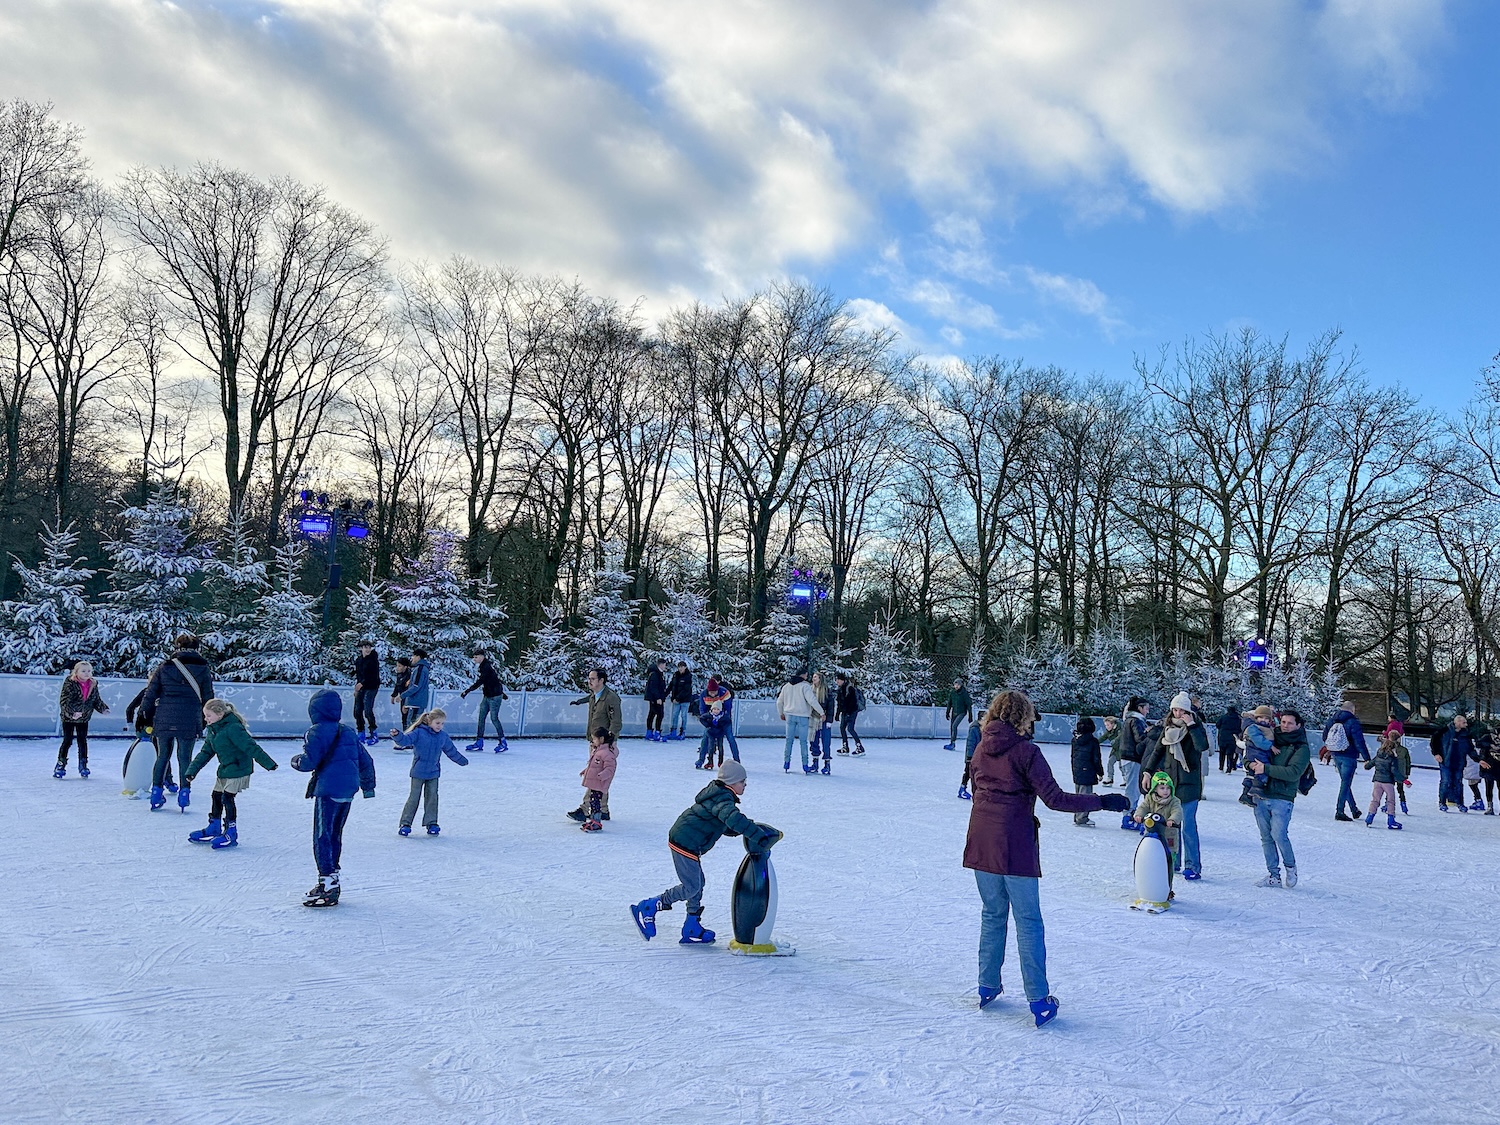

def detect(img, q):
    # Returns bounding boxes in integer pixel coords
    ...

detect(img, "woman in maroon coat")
[963,690,1131,1025]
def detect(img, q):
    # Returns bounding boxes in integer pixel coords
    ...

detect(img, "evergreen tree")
[575,547,640,688]
[197,510,269,667]
[961,624,988,702]
[0,522,96,674]
[512,602,577,691]
[387,531,509,688]
[330,579,394,682]
[858,613,932,704]
[706,600,764,692]
[220,539,325,683]
[91,487,201,676]
[649,584,716,677]
[757,582,810,690]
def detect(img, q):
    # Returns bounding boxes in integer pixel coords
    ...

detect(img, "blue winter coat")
[1323,709,1370,761]
[1441,724,1474,772]
[965,721,983,761]
[1216,710,1242,750]
[291,689,376,800]
[400,658,433,711]
[392,723,469,780]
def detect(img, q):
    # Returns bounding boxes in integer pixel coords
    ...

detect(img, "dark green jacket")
[946,688,973,721]
[1140,721,1209,803]
[1262,726,1312,802]
[186,712,279,782]
[668,781,779,857]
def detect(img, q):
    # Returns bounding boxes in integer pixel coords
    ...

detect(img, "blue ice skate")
[399,825,412,836]
[631,897,658,940]
[149,785,165,810]
[1387,816,1403,830]
[497,737,509,753]
[958,786,971,800]
[164,781,178,794]
[79,766,89,778]
[679,913,715,944]
[53,763,66,779]
[189,817,222,843]
[465,739,484,753]
[426,823,440,835]
[1029,996,1059,1027]
[978,986,1002,1009]
[211,825,238,849]
[177,785,191,812]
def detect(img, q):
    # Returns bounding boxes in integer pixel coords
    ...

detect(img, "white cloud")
[0,0,1450,308]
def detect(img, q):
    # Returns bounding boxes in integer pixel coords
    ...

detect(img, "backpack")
[1323,721,1348,754]
[854,687,866,712]
[1298,762,1319,796]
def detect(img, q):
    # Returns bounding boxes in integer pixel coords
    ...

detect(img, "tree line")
[4,98,1497,716]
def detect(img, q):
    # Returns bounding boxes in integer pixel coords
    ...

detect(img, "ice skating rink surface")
[3,734,1497,1124]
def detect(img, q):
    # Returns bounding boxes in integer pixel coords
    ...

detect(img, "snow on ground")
[3,733,1498,1125]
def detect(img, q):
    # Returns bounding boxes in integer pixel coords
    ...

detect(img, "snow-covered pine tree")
[575,546,641,689]
[197,510,268,667]
[857,613,932,704]
[386,531,509,689]
[0,522,96,674]
[650,584,716,677]
[710,600,769,692]
[220,539,325,683]
[961,624,988,702]
[91,487,201,676]
[330,579,394,682]
[512,602,577,691]
[756,583,810,691]
[1315,661,1347,725]
[1002,641,1081,714]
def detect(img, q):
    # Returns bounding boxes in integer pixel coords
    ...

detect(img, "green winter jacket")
[946,688,973,721]
[668,780,780,857]
[1261,726,1312,802]
[186,711,279,782]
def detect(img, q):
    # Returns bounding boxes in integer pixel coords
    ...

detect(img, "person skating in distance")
[631,760,781,945]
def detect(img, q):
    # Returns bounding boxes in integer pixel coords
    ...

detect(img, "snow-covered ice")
[4,734,1498,1124]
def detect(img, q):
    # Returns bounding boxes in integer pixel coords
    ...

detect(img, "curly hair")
[982,689,1037,733]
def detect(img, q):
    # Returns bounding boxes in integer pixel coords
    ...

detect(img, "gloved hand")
[1098,793,1131,812]
[362,789,375,799]
[267,762,278,771]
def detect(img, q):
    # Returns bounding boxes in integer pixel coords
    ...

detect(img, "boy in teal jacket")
[631,760,781,944]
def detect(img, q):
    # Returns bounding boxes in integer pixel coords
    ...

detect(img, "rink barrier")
[0,673,1421,760]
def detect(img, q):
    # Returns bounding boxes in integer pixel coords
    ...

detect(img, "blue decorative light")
[345,521,369,540]
[298,514,333,535]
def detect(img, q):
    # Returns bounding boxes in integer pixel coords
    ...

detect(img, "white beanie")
[1169,691,1194,715]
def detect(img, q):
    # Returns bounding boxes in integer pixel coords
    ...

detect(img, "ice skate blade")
[728,939,797,956]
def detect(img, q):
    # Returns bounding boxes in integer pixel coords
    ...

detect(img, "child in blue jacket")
[959,719,983,799]
[390,707,469,836]
[291,689,376,907]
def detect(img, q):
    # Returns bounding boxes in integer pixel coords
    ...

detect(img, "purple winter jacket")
[963,720,1105,878]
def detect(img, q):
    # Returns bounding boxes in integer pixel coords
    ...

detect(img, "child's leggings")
[210,790,239,823]
[1369,781,1398,817]
[587,789,605,820]
[57,722,89,767]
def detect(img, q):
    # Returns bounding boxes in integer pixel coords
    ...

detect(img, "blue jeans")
[1334,755,1359,816]
[1253,797,1296,877]
[974,871,1049,1001]
[1119,761,1141,809]
[949,715,962,744]
[671,702,690,734]
[475,695,505,740]
[783,716,810,767]
[1179,799,1200,874]
[313,796,353,877]
[816,723,831,759]
[1441,756,1466,805]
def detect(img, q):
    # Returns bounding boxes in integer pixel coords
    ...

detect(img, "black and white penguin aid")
[729,845,795,956]
[1130,814,1172,914]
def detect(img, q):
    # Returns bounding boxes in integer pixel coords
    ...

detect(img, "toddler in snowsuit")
[696,681,732,770]
[630,759,781,945]
[292,689,377,906]
[390,708,469,836]
[1238,707,1277,806]
[572,727,618,831]
[184,700,278,848]
[1134,771,1184,894]
[55,661,108,779]
[1362,736,1405,829]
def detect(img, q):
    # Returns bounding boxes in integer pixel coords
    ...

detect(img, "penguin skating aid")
[728,846,795,957]
[1130,813,1172,914]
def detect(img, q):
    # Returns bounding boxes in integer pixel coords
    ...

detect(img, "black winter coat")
[140,651,214,738]
[354,650,381,690]
[1070,733,1103,786]
[464,658,506,699]
[1216,710,1242,750]
[669,671,694,704]
[1140,720,1208,803]
[645,669,667,703]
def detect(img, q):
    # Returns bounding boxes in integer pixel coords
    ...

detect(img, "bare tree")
[0,99,87,263]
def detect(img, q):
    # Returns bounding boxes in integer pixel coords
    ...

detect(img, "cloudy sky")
[3,0,1495,403]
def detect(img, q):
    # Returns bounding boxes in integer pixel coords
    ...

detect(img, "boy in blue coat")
[390,707,470,836]
[291,689,376,907]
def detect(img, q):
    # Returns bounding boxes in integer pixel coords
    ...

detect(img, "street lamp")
[294,491,374,626]
[1237,636,1271,671]
[785,565,831,672]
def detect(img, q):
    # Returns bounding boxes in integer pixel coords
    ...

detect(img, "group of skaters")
[643,659,870,775]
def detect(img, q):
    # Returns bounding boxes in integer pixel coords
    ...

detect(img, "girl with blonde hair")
[55,661,108,779]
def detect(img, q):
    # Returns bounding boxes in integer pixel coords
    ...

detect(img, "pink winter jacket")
[582,742,618,792]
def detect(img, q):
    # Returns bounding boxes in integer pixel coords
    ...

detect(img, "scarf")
[1161,719,1192,771]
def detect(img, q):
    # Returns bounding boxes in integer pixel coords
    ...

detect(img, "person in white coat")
[777,670,825,774]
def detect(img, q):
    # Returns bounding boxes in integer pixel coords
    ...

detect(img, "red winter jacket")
[963,720,1103,878]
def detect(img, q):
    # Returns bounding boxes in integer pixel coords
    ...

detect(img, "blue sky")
[3,0,1491,407]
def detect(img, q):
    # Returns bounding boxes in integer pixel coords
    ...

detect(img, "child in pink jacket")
[576,727,618,832]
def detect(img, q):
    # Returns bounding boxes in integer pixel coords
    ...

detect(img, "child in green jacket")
[184,700,278,849]
[1133,771,1184,894]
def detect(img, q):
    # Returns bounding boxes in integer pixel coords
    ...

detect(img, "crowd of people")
[41,640,1500,1019]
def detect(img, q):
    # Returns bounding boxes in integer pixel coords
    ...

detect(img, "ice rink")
[3,731,1497,1124]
